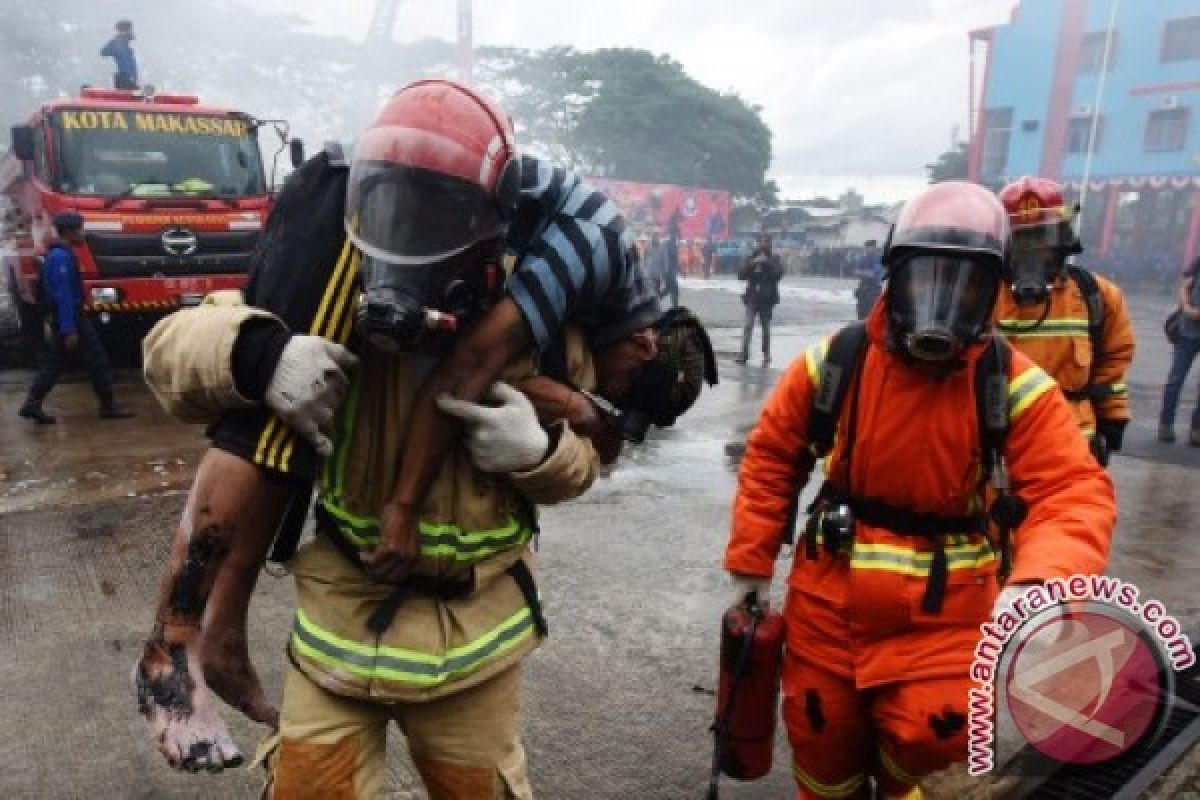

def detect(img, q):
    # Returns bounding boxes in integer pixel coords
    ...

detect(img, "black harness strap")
[313,504,545,637]
[1064,265,1123,402]
[1067,265,1104,356]
[507,558,549,637]
[267,481,314,565]
[786,323,868,547]
[793,325,1017,613]
[808,322,869,456]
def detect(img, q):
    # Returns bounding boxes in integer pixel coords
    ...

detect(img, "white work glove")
[992,582,1067,641]
[992,585,1030,620]
[437,382,550,474]
[264,335,359,458]
[729,573,772,610]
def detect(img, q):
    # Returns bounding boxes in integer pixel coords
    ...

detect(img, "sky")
[231,0,1018,203]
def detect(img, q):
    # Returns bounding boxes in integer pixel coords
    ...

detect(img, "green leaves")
[482,46,773,200]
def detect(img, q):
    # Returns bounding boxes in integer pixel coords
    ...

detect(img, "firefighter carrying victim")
[132,79,716,798]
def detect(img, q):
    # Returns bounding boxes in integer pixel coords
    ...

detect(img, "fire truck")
[1,86,301,356]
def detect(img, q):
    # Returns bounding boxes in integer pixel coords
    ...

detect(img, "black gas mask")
[1008,211,1081,307]
[345,156,511,354]
[356,245,503,354]
[611,308,718,443]
[888,254,999,364]
[1010,230,1070,308]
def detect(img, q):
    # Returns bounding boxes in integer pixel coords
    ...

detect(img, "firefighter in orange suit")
[723,182,1116,799]
[994,176,1135,465]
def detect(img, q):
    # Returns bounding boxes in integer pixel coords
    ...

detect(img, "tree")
[926,142,969,184]
[0,6,775,202]
[486,47,773,202]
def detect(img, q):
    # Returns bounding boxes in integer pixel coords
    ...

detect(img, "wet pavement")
[0,275,1196,798]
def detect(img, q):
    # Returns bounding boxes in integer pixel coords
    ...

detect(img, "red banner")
[587,177,731,241]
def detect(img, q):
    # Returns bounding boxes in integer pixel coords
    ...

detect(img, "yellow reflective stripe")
[805,338,831,386]
[880,748,922,787]
[312,236,355,337]
[265,240,359,473]
[1108,383,1128,395]
[324,249,361,341]
[999,318,1089,328]
[292,604,536,686]
[256,415,292,470]
[1008,366,1056,419]
[885,787,923,800]
[321,496,377,531]
[792,765,866,799]
[851,540,996,577]
[254,416,280,466]
[998,318,1090,339]
[322,375,363,505]
[319,499,533,561]
[998,327,1089,339]
[279,433,297,473]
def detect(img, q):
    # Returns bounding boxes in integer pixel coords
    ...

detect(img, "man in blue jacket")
[101,20,138,90]
[19,212,134,424]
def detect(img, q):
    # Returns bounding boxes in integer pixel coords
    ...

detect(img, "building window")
[1079,31,1117,73]
[1066,114,1103,154]
[1162,17,1200,62]
[981,108,1013,178]
[1145,108,1190,152]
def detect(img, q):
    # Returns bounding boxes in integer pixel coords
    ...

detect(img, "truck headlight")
[90,287,120,305]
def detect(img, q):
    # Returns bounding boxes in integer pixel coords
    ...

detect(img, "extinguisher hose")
[706,598,762,800]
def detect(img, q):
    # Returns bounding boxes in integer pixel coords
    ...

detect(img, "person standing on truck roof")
[101,19,138,90]
[19,212,134,424]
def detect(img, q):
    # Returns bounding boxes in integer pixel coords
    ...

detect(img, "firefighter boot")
[19,396,56,425]
[98,394,135,419]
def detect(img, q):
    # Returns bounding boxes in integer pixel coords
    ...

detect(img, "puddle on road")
[72,506,126,539]
[588,429,737,502]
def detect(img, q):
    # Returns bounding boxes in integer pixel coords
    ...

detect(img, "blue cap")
[52,211,84,232]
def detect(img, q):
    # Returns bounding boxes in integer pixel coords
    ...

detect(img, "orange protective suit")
[994,271,1134,436]
[724,304,1116,799]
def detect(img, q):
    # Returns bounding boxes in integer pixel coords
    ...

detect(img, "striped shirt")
[506,155,662,350]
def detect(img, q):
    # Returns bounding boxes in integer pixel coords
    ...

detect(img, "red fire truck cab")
[1,86,300,355]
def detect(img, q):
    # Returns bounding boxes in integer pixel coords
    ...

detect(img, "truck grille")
[85,230,258,277]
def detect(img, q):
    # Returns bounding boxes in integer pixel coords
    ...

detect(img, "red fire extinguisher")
[706,591,785,799]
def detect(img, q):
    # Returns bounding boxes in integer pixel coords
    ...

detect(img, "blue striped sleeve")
[508,155,660,349]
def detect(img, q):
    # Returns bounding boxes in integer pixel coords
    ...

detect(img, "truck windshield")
[49,108,266,198]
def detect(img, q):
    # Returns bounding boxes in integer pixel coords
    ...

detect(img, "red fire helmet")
[345,79,522,266]
[998,176,1082,255]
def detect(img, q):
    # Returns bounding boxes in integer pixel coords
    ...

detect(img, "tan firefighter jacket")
[144,293,599,702]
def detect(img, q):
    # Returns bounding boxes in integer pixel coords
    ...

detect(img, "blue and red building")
[968,0,1200,276]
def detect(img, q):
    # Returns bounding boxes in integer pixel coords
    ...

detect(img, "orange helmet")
[998,176,1082,255]
[883,181,1012,278]
[345,79,521,266]
[882,182,1011,361]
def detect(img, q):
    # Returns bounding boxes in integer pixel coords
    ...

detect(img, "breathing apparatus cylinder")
[712,593,784,782]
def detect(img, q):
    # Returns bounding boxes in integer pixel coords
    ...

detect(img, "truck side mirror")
[11,126,36,162]
[289,139,306,169]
